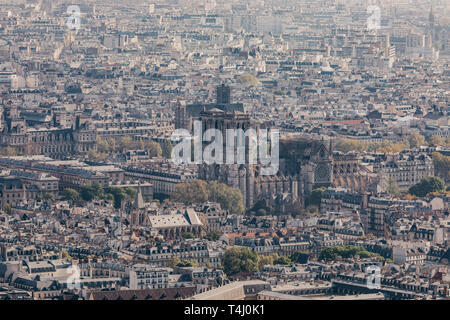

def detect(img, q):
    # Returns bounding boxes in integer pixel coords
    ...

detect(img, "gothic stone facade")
[197,109,336,208]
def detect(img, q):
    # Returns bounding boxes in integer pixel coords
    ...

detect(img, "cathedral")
[197,111,335,209]
[181,85,375,210]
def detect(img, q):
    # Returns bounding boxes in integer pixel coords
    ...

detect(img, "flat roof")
[190,280,269,300]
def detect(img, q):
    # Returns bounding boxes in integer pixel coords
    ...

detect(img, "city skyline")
[0,0,448,304]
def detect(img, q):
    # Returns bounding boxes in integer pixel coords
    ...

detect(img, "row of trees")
[383,176,447,199]
[168,256,199,268]
[168,247,309,275]
[172,180,245,215]
[335,138,407,154]
[94,137,173,159]
[335,133,450,154]
[318,245,391,262]
[63,183,137,208]
[222,247,310,276]
[247,196,323,218]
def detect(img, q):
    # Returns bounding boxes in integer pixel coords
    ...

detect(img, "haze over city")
[0,0,448,302]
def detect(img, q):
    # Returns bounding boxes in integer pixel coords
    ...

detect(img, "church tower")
[428,5,435,40]
[128,186,146,226]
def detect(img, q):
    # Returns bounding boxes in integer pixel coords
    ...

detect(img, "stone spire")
[133,186,145,210]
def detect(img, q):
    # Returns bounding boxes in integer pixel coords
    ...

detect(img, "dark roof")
[88,287,196,300]
[186,103,244,117]
[440,248,450,263]
[424,112,444,120]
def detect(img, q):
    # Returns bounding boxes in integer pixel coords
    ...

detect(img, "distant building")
[128,264,171,290]
[1,106,96,159]
[175,84,244,130]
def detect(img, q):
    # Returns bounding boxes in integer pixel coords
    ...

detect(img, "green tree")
[258,254,276,270]
[43,193,55,202]
[176,259,198,267]
[80,186,96,201]
[223,247,259,276]
[319,247,340,261]
[256,208,267,216]
[160,140,173,159]
[273,256,292,265]
[182,232,195,239]
[63,188,80,202]
[207,181,245,215]
[172,180,245,214]
[226,188,245,215]
[384,177,400,197]
[306,187,326,208]
[319,246,376,262]
[306,205,319,216]
[249,199,273,216]
[123,187,137,200]
[172,180,209,205]
[289,251,309,264]
[408,176,445,197]
[92,183,103,197]
[144,140,163,157]
[119,136,133,152]
[205,230,222,241]
[105,187,128,209]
